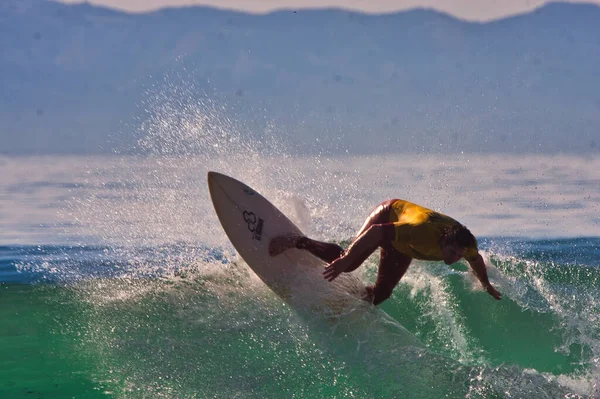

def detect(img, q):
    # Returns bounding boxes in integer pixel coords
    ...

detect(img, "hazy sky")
[58,0,600,20]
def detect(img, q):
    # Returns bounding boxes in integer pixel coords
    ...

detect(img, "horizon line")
[55,0,600,22]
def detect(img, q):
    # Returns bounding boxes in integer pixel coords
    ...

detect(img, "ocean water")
[1,151,600,399]
[2,104,600,398]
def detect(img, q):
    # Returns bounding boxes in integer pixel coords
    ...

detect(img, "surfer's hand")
[323,256,350,282]
[486,284,502,300]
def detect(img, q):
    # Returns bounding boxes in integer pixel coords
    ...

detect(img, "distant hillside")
[1,1,599,154]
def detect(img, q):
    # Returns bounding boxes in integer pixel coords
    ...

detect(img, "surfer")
[269,199,502,305]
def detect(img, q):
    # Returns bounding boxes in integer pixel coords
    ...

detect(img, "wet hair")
[443,225,477,249]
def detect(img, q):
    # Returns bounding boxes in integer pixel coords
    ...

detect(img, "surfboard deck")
[207,171,366,314]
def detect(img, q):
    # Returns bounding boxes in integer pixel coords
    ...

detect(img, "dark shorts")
[353,199,412,305]
[354,199,398,238]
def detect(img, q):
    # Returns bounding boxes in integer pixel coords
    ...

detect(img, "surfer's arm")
[467,254,502,300]
[323,223,395,282]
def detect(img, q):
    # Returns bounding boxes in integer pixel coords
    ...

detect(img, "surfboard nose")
[207,171,225,187]
[207,171,217,182]
[208,171,241,186]
[208,171,236,196]
[208,172,252,200]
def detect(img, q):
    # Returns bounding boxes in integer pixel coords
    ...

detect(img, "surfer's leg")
[366,247,411,306]
[270,199,396,262]
[269,233,303,256]
[269,233,344,261]
[296,237,345,263]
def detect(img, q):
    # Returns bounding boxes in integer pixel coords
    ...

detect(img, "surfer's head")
[441,225,476,265]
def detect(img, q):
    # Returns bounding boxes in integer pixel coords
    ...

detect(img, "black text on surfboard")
[243,210,264,241]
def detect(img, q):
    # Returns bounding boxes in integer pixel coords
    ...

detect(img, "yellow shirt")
[388,200,478,261]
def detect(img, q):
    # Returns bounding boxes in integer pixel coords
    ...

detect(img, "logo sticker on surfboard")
[243,210,264,241]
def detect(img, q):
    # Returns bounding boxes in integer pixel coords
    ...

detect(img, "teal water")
[2,238,600,398]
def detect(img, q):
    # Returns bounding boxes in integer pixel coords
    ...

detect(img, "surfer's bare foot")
[269,234,303,256]
[362,286,375,304]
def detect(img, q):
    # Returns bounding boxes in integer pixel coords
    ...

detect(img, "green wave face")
[2,245,598,398]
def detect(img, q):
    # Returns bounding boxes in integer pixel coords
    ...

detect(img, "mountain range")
[1,0,599,154]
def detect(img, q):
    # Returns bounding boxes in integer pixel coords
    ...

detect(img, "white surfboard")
[207,171,366,315]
